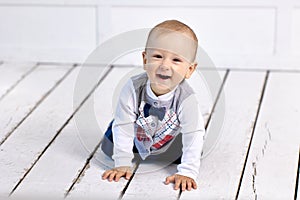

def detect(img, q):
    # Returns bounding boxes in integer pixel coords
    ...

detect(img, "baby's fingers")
[165,175,175,185]
[186,181,192,191]
[114,172,125,182]
[102,170,112,180]
[125,171,132,180]
[108,171,117,182]
[174,179,182,190]
[181,180,187,191]
[191,179,197,189]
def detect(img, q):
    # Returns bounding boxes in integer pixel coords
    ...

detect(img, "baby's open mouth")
[157,74,171,80]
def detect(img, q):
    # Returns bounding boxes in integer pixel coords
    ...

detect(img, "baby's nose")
[160,59,171,70]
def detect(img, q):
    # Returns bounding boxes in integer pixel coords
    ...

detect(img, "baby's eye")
[153,55,162,59]
[173,58,182,62]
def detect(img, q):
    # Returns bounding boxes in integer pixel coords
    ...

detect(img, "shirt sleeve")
[176,94,205,180]
[111,79,137,168]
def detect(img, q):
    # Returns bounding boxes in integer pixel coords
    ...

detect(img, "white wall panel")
[111,7,276,56]
[292,8,300,55]
[0,1,299,69]
[0,6,96,61]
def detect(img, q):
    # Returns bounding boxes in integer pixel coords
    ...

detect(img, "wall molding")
[0,0,299,69]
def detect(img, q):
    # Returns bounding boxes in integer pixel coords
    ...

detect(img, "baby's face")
[143,49,197,96]
[143,31,197,96]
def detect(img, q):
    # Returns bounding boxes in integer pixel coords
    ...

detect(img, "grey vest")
[130,73,195,159]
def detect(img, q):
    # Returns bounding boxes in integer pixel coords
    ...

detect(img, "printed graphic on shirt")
[134,100,180,159]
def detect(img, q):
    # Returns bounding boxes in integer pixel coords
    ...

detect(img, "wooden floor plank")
[66,67,140,199]
[0,62,37,101]
[238,72,300,199]
[122,70,227,200]
[11,67,135,199]
[0,64,73,145]
[5,63,298,199]
[66,148,131,200]
[11,118,99,199]
[122,162,179,200]
[180,71,266,199]
[187,69,226,124]
[296,151,300,200]
[5,63,300,199]
[124,163,179,200]
[0,66,108,198]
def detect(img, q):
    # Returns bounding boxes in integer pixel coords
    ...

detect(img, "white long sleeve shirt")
[111,73,205,180]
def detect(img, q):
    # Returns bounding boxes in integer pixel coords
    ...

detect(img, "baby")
[101,20,205,191]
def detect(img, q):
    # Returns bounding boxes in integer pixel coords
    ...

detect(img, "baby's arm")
[103,80,136,182]
[102,166,132,182]
[168,94,205,190]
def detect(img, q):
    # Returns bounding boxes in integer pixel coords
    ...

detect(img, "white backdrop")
[0,0,300,69]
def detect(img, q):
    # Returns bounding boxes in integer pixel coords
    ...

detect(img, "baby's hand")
[165,174,197,191]
[102,166,132,182]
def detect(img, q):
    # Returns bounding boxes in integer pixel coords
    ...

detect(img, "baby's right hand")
[102,166,132,182]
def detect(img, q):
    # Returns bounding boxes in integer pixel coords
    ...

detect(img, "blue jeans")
[101,120,182,164]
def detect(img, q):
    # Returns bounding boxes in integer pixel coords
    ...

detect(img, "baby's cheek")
[173,75,184,83]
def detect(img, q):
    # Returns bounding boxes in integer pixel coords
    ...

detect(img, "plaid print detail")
[152,135,174,149]
[135,101,180,154]
[151,111,180,149]
[136,125,150,141]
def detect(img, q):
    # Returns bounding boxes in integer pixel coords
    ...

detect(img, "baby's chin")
[150,83,174,95]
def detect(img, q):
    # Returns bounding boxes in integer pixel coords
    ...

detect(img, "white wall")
[0,0,300,70]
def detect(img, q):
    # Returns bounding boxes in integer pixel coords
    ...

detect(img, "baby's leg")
[164,133,183,164]
[101,120,141,161]
[146,133,183,164]
[101,120,114,158]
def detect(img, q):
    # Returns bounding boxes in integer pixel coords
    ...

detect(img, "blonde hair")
[146,20,198,60]
[151,20,198,42]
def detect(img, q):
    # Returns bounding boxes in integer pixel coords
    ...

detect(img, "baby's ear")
[142,51,147,69]
[185,63,197,79]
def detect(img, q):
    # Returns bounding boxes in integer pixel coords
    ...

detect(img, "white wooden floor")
[0,62,299,200]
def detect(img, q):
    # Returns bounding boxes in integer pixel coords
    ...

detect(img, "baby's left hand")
[165,174,197,191]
